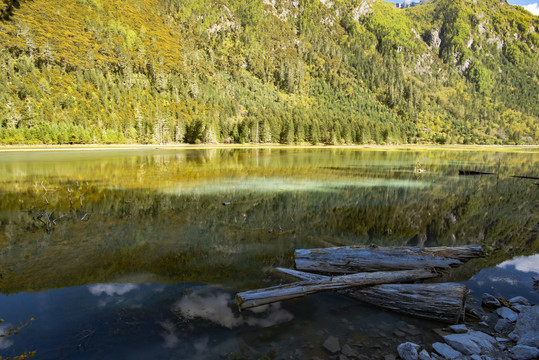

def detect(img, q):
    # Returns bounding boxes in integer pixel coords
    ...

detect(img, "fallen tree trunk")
[276,268,466,324]
[295,245,484,274]
[236,268,437,310]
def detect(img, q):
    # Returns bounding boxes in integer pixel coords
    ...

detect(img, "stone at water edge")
[509,296,530,307]
[418,349,431,360]
[397,342,421,360]
[494,318,514,333]
[470,355,482,360]
[509,306,539,348]
[443,331,497,355]
[497,307,518,322]
[513,304,529,313]
[432,342,463,360]
[510,345,539,360]
[448,325,468,334]
[322,336,341,354]
[482,293,501,308]
[341,344,359,358]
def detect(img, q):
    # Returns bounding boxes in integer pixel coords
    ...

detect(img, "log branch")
[236,268,438,310]
[295,245,484,274]
[275,268,466,323]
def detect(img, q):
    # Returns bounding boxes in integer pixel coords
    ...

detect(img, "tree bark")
[236,268,437,310]
[275,267,467,324]
[294,245,484,274]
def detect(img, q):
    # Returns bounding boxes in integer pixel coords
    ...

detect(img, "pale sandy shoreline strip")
[0,144,538,153]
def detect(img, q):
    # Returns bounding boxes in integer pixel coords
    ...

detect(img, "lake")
[0,146,538,359]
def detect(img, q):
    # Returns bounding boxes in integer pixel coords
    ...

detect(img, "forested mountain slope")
[0,0,537,145]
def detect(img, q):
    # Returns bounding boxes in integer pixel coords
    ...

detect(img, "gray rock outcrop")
[510,345,539,360]
[509,306,539,347]
[432,342,463,360]
[443,331,497,356]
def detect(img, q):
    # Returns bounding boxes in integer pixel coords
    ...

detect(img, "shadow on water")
[0,148,538,359]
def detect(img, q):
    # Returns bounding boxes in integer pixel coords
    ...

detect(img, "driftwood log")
[276,268,466,324]
[236,268,437,310]
[295,245,484,274]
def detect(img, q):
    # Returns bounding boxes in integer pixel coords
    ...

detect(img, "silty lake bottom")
[0,147,537,359]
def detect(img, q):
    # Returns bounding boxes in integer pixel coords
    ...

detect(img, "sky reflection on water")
[498,254,539,274]
[465,253,539,305]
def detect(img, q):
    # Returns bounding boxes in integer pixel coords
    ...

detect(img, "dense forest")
[0,0,538,145]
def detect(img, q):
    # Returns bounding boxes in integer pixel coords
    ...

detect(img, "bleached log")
[236,268,437,310]
[276,268,466,323]
[295,245,484,274]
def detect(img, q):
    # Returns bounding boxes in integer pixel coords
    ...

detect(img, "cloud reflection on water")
[497,254,539,274]
[172,286,293,329]
[158,319,180,348]
[87,283,139,296]
[487,276,519,286]
[0,324,14,350]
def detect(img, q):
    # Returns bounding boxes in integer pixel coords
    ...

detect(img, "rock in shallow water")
[513,304,529,313]
[509,306,539,348]
[509,296,530,307]
[495,318,514,334]
[397,342,421,360]
[510,345,539,360]
[432,342,463,360]
[448,325,468,334]
[341,344,358,358]
[418,349,431,360]
[482,293,501,308]
[497,307,518,322]
[322,336,341,354]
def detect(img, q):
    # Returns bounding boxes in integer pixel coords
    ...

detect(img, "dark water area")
[0,147,537,359]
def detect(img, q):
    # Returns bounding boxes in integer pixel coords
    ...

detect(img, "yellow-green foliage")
[0,0,537,145]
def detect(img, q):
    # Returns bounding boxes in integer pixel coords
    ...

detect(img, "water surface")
[0,147,537,359]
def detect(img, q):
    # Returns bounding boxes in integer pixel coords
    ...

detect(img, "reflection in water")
[172,286,293,329]
[158,319,180,348]
[465,253,539,306]
[498,254,539,273]
[487,276,520,286]
[166,177,432,196]
[88,283,139,296]
[0,324,14,350]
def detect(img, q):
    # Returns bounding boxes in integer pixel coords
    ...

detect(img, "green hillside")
[0,0,537,145]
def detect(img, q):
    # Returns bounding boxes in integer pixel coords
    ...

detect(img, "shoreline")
[1,143,538,153]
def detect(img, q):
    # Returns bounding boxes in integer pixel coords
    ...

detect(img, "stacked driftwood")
[236,245,485,324]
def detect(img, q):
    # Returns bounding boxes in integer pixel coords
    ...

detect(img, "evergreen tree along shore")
[0,0,537,145]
